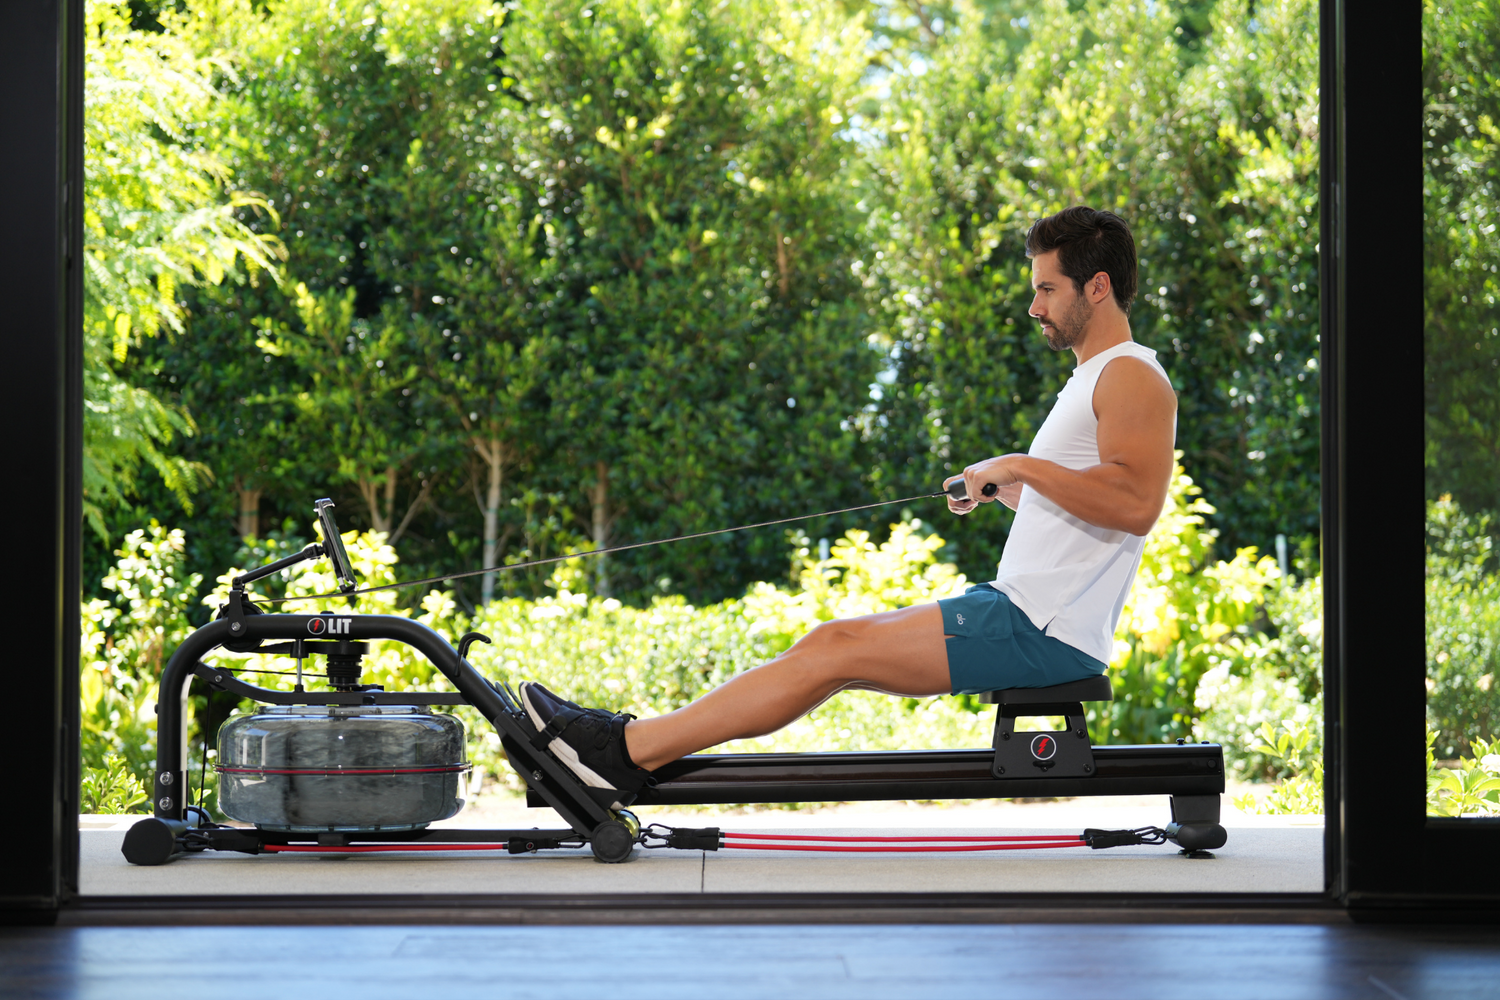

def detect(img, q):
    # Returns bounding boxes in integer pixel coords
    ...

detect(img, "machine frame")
[125,503,1229,866]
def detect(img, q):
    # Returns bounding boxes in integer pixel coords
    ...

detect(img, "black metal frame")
[5,0,1498,921]
[2,0,84,916]
[1321,0,1500,909]
[153,613,623,839]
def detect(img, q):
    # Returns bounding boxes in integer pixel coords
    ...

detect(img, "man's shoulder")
[1098,349,1174,391]
[1093,351,1178,414]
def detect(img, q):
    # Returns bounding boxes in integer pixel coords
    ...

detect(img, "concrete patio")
[79,794,1323,897]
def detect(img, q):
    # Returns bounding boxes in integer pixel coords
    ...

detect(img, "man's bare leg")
[623,603,951,771]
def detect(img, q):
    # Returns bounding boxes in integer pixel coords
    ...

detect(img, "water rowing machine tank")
[216,705,468,831]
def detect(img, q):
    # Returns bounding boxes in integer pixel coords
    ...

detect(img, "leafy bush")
[1099,462,1280,746]
[1233,723,1500,818]
[80,756,149,815]
[88,467,1330,809]
[1232,721,1323,815]
[1425,497,1500,759]
[111,474,1500,819]
[80,524,202,791]
[1206,495,1500,808]
[1195,573,1323,781]
[1428,732,1500,818]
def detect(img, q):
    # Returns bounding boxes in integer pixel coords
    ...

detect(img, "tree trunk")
[474,437,507,606]
[235,480,262,540]
[590,460,611,597]
[389,476,432,546]
[356,467,396,534]
[774,229,791,297]
[384,471,397,532]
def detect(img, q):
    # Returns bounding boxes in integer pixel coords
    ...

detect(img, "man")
[521,206,1178,808]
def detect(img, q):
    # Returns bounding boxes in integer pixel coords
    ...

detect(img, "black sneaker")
[524,680,583,715]
[520,682,650,809]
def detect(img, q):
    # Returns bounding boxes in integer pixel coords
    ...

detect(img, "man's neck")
[1071,313,1133,366]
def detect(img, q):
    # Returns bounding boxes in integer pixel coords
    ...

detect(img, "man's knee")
[795,618,877,670]
[803,617,869,647]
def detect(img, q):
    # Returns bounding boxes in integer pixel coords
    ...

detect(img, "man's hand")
[943,457,1023,515]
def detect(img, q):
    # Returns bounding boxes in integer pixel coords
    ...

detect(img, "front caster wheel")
[590,820,637,864]
[121,817,189,866]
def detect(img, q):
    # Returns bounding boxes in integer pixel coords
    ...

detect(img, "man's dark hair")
[1024,206,1138,314]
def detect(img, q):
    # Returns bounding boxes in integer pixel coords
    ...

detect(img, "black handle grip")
[945,480,1000,501]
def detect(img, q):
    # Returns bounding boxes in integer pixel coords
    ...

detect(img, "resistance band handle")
[946,480,1000,501]
[664,827,723,851]
[641,824,723,851]
[1082,827,1168,850]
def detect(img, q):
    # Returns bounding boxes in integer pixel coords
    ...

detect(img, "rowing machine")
[122,499,1227,867]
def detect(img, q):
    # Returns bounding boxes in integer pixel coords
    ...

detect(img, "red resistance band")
[719,832,1087,853]
[263,833,1088,855]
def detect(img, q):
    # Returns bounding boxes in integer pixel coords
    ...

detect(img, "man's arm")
[944,356,1177,535]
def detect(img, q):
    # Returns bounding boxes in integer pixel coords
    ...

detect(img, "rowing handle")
[946,480,1000,501]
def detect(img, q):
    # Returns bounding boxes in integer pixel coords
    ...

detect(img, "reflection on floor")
[80,794,1324,897]
[5,923,1497,1000]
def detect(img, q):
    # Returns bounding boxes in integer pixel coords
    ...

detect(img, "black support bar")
[630,744,1224,807]
[190,662,469,705]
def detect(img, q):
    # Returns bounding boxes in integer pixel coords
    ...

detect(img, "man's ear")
[1089,271,1112,305]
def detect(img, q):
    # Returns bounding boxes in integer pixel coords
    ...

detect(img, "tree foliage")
[96,0,1324,612]
[495,0,880,599]
[84,0,284,535]
[866,0,1320,580]
[1423,0,1500,521]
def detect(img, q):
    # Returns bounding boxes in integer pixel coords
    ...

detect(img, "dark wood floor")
[1,922,1496,999]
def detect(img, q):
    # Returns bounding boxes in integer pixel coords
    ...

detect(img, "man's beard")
[1043,294,1093,351]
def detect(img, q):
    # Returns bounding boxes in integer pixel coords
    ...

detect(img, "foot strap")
[529,708,575,751]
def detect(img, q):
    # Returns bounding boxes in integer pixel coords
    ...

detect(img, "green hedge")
[78,483,1500,815]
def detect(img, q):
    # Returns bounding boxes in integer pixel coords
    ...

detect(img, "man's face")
[1028,251,1092,352]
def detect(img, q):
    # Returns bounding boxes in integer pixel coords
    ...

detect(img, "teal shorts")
[937,584,1108,695]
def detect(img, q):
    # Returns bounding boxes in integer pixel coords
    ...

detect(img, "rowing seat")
[977,674,1113,706]
[980,675,1113,779]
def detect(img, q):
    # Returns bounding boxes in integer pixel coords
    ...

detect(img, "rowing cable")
[258,489,955,606]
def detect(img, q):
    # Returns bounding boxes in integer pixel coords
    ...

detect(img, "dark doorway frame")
[3,0,1495,921]
[1322,0,1500,909]
[0,0,85,915]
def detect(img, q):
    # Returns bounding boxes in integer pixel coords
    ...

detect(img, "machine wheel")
[121,817,187,866]
[590,820,637,864]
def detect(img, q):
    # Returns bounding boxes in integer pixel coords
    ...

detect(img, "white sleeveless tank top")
[990,340,1173,664]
